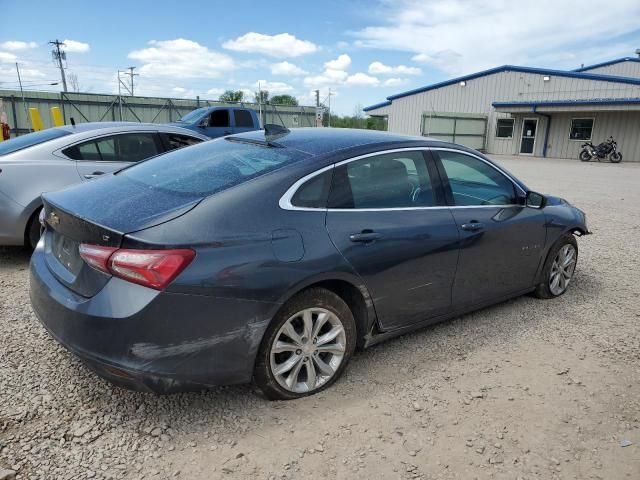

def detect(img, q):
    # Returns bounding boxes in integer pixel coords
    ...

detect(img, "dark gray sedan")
[0,122,207,248]
[29,127,589,400]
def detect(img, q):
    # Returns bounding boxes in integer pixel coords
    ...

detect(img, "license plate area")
[51,231,83,275]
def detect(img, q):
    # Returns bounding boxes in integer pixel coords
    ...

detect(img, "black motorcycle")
[579,136,623,163]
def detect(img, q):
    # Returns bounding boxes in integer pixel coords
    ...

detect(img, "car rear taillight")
[79,244,117,274]
[79,244,195,290]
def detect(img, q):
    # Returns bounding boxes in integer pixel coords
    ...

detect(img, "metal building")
[364,57,640,161]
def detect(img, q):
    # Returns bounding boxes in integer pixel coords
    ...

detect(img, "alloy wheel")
[269,308,346,394]
[549,244,577,295]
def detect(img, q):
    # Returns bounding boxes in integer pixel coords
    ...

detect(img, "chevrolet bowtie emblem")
[48,212,60,225]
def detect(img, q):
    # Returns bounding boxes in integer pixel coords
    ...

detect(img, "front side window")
[569,118,594,140]
[495,118,514,138]
[329,151,434,209]
[437,150,517,206]
[209,110,230,128]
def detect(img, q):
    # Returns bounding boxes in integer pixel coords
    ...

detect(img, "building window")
[569,118,594,141]
[495,119,515,138]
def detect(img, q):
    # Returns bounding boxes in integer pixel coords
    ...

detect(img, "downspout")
[532,105,552,157]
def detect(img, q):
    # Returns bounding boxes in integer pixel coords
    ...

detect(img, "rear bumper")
[29,243,276,393]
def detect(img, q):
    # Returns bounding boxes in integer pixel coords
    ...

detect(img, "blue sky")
[1,0,640,114]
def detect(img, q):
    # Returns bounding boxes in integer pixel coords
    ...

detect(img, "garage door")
[422,113,487,151]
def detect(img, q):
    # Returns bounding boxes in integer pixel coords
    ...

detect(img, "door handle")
[84,171,104,179]
[223,131,232,135]
[461,221,484,231]
[349,231,382,243]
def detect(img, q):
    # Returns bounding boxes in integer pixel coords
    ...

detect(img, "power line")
[49,39,68,92]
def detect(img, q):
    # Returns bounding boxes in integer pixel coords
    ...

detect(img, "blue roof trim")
[363,100,391,112]
[492,97,640,108]
[574,57,640,72]
[363,63,640,110]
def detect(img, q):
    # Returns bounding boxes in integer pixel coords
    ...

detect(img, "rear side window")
[209,110,230,127]
[291,170,333,208]
[118,138,310,196]
[161,133,203,151]
[234,110,254,128]
[64,133,161,162]
[329,151,434,209]
[0,129,71,156]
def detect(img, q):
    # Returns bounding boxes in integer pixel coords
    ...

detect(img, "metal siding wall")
[581,62,640,79]
[544,111,640,161]
[378,70,640,160]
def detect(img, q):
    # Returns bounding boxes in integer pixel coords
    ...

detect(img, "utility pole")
[15,63,31,132]
[315,89,319,107]
[49,39,68,92]
[122,67,138,96]
[327,88,332,127]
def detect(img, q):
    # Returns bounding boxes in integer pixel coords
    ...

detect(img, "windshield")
[118,138,310,197]
[178,108,209,124]
[0,129,72,156]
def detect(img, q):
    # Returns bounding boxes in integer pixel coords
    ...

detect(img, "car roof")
[229,127,444,156]
[53,122,209,138]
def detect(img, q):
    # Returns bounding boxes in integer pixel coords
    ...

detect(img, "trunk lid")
[41,174,201,297]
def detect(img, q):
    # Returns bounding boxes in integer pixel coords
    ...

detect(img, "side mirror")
[198,118,208,128]
[525,191,546,209]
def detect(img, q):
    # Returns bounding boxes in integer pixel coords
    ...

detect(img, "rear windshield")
[118,138,310,196]
[0,129,71,156]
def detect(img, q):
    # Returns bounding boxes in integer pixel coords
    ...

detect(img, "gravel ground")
[1,155,639,480]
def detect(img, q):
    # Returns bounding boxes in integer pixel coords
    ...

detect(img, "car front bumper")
[29,242,276,393]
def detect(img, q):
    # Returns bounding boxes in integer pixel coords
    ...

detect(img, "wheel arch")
[270,272,379,350]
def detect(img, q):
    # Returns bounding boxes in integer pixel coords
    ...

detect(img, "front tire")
[609,152,622,163]
[534,234,578,299]
[579,150,591,162]
[254,288,356,400]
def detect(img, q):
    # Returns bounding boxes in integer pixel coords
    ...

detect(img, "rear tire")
[25,207,43,250]
[579,150,591,162]
[534,234,578,299]
[254,288,356,400]
[609,152,622,163]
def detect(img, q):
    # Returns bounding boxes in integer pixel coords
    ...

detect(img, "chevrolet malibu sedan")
[30,127,589,400]
[0,122,208,249]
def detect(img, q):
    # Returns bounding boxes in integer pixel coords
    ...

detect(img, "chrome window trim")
[278,146,526,212]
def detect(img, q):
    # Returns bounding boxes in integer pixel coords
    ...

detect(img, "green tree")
[254,90,269,105]
[270,94,299,106]
[218,90,244,102]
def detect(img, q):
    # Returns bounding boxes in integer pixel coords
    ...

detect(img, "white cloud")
[0,41,38,51]
[129,39,236,79]
[368,61,421,75]
[254,80,294,94]
[324,54,351,70]
[223,32,318,58]
[206,87,225,96]
[352,0,640,75]
[62,39,90,53]
[270,61,308,76]
[0,51,17,63]
[383,77,409,87]
[345,72,379,86]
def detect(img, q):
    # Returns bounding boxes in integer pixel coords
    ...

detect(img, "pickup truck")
[169,106,261,139]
